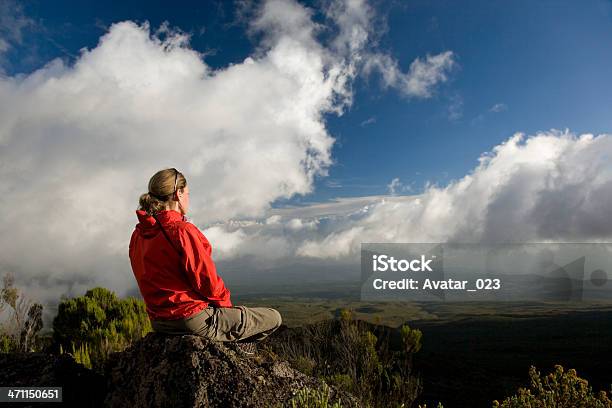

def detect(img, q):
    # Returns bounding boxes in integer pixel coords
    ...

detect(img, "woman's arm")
[178,223,232,307]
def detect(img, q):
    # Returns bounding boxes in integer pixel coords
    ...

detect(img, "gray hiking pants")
[150,305,282,342]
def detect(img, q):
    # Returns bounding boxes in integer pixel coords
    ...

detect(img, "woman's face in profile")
[179,185,190,215]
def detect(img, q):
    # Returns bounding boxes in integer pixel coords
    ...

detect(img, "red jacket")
[129,209,232,320]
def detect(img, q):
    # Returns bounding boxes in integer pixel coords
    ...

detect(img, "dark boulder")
[104,332,358,408]
[0,332,359,407]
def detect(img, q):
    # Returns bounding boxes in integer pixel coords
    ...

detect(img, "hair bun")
[148,191,166,201]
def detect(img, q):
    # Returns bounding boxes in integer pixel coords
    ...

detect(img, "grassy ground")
[238,296,612,327]
[238,296,434,327]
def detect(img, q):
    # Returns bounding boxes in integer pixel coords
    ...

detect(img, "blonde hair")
[138,168,187,216]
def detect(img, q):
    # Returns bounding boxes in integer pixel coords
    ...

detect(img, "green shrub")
[71,342,92,369]
[324,374,354,394]
[294,355,317,376]
[400,324,422,354]
[52,287,151,371]
[290,383,343,408]
[0,333,15,353]
[268,312,422,407]
[493,365,612,408]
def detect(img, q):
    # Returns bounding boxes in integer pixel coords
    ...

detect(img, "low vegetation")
[493,365,612,408]
[2,280,611,408]
[289,383,343,408]
[0,273,43,352]
[266,308,423,407]
[52,287,151,371]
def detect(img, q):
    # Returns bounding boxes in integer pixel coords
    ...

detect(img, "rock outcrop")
[1,332,359,407]
[104,332,354,407]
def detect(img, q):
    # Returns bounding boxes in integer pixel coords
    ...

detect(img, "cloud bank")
[0,0,455,309]
[207,130,612,260]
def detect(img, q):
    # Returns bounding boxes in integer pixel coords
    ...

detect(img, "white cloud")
[387,177,411,195]
[324,0,456,99]
[206,130,612,260]
[448,93,463,121]
[0,0,34,68]
[402,51,456,97]
[202,226,247,259]
[0,2,339,303]
[360,116,376,127]
[363,51,455,98]
[0,38,8,53]
[490,102,508,113]
[387,178,400,194]
[325,0,372,54]
[325,179,343,188]
[0,0,458,316]
[0,0,33,46]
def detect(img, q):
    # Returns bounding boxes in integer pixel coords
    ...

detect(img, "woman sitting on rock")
[129,168,282,353]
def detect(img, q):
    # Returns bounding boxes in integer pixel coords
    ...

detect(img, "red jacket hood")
[130,208,232,319]
[135,209,186,238]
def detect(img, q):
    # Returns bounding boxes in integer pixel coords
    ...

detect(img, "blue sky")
[6,0,612,204]
[323,0,612,200]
